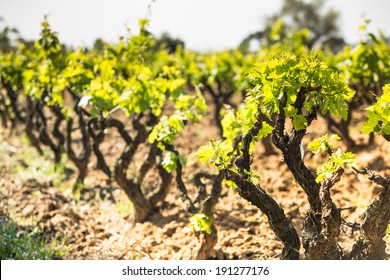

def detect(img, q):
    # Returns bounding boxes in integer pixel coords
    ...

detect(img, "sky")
[0,0,390,51]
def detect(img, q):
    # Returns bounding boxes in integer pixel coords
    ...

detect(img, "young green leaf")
[197,140,233,170]
[292,114,308,131]
[256,121,274,139]
[361,84,390,137]
[315,149,356,183]
[223,179,237,190]
[189,213,212,235]
[161,151,186,172]
[308,134,341,154]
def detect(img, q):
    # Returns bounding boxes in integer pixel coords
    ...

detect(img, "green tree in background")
[0,17,19,52]
[0,17,40,52]
[240,0,344,52]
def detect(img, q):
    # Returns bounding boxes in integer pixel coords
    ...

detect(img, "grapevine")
[0,15,389,260]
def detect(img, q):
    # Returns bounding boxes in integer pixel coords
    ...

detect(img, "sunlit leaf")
[189,213,212,235]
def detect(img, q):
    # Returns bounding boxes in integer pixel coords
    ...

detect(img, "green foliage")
[248,53,355,124]
[0,217,61,260]
[309,132,356,183]
[148,90,206,149]
[261,19,310,57]
[35,16,62,61]
[336,21,390,89]
[315,149,356,183]
[1,13,390,261]
[198,52,355,187]
[189,213,212,235]
[221,104,274,145]
[0,45,30,90]
[223,178,237,190]
[361,84,390,136]
[161,151,186,172]
[197,140,233,170]
[221,105,250,143]
[257,122,274,139]
[243,169,261,185]
[62,49,94,94]
[181,49,251,92]
[308,134,341,154]
[22,17,66,105]
[148,114,184,148]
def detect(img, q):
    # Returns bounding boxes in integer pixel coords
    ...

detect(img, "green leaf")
[161,152,186,172]
[308,134,340,154]
[315,165,331,183]
[189,213,212,235]
[168,114,185,132]
[197,140,233,169]
[161,152,177,172]
[148,113,186,146]
[330,150,356,165]
[292,114,308,131]
[361,111,379,134]
[223,179,237,190]
[197,142,215,164]
[248,53,354,134]
[257,121,274,139]
[361,84,390,137]
[315,149,356,183]
[194,92,207,113]
[243,169,261,184]
[382,122,390,136]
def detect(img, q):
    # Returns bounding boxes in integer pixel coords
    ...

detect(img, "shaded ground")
[0,106,389,260]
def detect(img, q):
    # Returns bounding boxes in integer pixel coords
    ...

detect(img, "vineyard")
[0,16,390,260]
